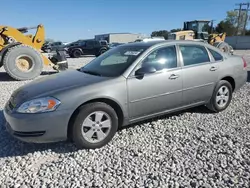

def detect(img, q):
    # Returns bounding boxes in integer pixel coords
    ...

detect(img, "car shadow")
[119,105,214,131]
[0,71,58,82]
[248,71,250,82]
[0,105,212,158]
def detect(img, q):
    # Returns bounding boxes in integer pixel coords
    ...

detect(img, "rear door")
[178,44,220,106]
[77,41,86,54]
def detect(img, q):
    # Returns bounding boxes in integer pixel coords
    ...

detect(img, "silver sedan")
[4,40,248,149]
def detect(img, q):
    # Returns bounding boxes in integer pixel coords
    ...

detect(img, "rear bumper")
[3,105,72,143]
[235,70,248,91]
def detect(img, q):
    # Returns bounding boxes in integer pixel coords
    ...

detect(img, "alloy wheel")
[81,111,112,143]
[216,85,230,108]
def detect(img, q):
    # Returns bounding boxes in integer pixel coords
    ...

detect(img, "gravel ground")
[0,52,250,187]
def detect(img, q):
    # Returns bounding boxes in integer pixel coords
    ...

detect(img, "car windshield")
[79,45,149,77]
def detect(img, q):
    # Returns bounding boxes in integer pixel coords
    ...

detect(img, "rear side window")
[208,48,223,61]
[86,41,94,46]
[179,45,210,66]
[80,41,86,46]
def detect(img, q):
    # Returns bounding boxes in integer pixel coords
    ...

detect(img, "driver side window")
[140,45,178,71]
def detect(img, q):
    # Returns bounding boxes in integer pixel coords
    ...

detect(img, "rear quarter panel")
[218,55,247,91]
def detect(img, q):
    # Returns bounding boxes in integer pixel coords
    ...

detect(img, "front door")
[178,44,220,105]
[127,45,183,119]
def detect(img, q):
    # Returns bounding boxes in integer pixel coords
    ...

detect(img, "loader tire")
[216,42,230,54]
[3,44,43,81]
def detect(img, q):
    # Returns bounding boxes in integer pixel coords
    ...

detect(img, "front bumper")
[3,105,72,143]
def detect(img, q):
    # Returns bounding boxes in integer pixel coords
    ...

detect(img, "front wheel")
[71,102,119,149]
[206,80,233,112]
[96,49,107,57]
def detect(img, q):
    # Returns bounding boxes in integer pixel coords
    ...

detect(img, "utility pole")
[210,19,216,33]
[235,3,243,35]
[235,3,250,35]
[243,3,250,35]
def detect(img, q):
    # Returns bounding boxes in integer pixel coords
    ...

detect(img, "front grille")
[13,131,45,137]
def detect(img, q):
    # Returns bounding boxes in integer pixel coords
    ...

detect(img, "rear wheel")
[96,49,107,57]
[71,102,119,149]
[100,49,107,54]
[206,80,233,112]
[3,44,43,81]
[72,49,82,58]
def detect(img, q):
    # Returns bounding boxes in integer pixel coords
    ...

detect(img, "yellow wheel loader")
[168,20,234,55]
[0,24,68,81]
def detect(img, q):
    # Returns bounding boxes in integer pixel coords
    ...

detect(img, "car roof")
[121,40,212,48]
[119,40,227,56]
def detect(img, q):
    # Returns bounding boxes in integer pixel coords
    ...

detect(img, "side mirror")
[135,66,156,76]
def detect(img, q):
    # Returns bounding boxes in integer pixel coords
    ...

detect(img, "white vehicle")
[135,37,165,42]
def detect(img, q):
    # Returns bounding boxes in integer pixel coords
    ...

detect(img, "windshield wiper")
[81,69,103,76]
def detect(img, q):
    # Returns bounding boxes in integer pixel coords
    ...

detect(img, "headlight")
[16,97,61,113]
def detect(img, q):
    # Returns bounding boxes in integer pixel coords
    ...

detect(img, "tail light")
[242,57,247,68]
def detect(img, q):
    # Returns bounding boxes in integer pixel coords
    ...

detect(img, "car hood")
[10,69,111,106]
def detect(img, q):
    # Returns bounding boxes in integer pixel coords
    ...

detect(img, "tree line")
[151,10,250,39]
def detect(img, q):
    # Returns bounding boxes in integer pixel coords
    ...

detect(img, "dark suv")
[42,41,65,53]
[67,39,109,58]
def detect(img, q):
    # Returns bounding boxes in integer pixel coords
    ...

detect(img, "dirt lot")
[0,50,250,187]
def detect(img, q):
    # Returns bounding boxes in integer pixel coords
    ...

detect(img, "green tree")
[151,30,169,39]
[225,10,238,26]
[170,28,182,32]
[215,20,236,36]
[218,10,248,35]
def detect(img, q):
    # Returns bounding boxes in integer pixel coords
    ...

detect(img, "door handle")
[210,66,217,71]
[169,74,179,80]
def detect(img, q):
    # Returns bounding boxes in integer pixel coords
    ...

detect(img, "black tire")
[96,49,107,57]
[206,80,233,112]
[69,53,74,58]
[100,49,107,54]
[71,102,119,149]
[72,49,82,58]
[3,44,43,81]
